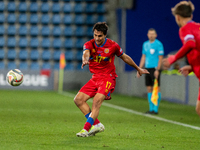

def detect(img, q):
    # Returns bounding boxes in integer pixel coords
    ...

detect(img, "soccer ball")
[6,69,24,86]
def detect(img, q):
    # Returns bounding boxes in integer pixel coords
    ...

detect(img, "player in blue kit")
[138,28,164,114]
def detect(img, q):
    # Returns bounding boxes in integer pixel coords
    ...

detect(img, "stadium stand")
[18,50,28,60]
[19,61,29,70]
[30,49,40,61]
[7,49,17,60]
[7,61,17,70]
[0,49,5,60]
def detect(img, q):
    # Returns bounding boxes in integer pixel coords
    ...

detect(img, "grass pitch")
[0,90,200,150]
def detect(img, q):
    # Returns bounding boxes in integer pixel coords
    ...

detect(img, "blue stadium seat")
[7,2,16,12]
[29,3,38,13]
[30,38,39,48]
[0,2,5,12]
[30,14,39,24]
[19,62,29,70]
[18,14,27,24]
[75,26,86,37]
[0,49,5,59]
[74,3,85,13]
[53,62,60,70]
[97,3,106,13]
[53,50,61,61]
[0,25,5,35]
[76,51,82,61]
[18,26,28,36]
[19,38,28,48]
[7,25,16,36]
[85,3,96,14]
[65,62,75,71]
[40,3,49,13]
[52,15,61,25]
[7,14,17,24]
[0,14,5,23]
[30,49,39,60]
[30,62,40,70]
[64,26,74,36]
[42,62,52,70]
[64,39,74,49]
[52,26,62,36]
[18,2,27,12]
[30,26,39,36]
[52,3,60,13]
[0,61,5,69]
[97,15,106,22]
[65,51,74,61]
[18,50,28,60]
[74,15,85,25]
[7,38,17,47]
[75,38,86,49]
[7,49,17,60]
[53,38,63,49]
[63,15,73,25]
[86,15,96,25]
[41,26,51,36]
[63,3,73,13]
[0,37,5,47]
[41,14,50,24]
[86,26,93,37]
[7,61,17,70]
[41,50,51,61]
[41,38,51,48]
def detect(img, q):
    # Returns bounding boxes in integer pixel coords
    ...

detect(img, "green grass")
[0,90,200,150]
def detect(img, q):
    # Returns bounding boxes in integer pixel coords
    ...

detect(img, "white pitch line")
[59,91,200,131]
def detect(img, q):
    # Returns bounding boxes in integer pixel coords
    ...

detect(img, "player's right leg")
[196,88,200,117]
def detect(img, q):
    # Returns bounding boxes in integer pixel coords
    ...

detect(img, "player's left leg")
[195,87,200,117]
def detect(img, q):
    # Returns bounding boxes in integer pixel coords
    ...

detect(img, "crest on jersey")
[150,49,155,54]
[104,48,109,54]
[92,49,96,53]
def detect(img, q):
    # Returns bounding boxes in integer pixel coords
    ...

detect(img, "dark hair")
[171,1,194,18]
[148,28,157,34]
[93,22,108,35]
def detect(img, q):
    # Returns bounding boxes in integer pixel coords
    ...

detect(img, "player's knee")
[74,95,82,106]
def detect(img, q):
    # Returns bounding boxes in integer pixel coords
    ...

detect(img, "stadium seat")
[19,38,28,48]
[74,15,85,25]
[41,26,51,36]
[41,38,51,48]
[75,26,86,37]
[30,62,40,70]
[53,50,61,61]
[7,14,17,24]
[7,25,16,36]
[63,3,73,13]
[97,15,106,22]
[53,38,63,49]
[97,3,106,14]
[0,25,5,35]
[30,26,39,36]
[7,49,17,60]
[52,15,61,25]
[7,2,16,12]
[29,3,38,13]
[41,50,51,61]
[85,3,96,14]
[64,26,74,36]
[30,38,39,48]
[0,14,5,23]
[76,51,83,61]
[65,51,74,61]
[52,26,62,37]
[19,61,29,70]
[30,49,39,60]
[86,26,93,37]
[74,3,85,13]
[18,2,27,12]
[7,38,17,47]
[7,61,17,70]
[63,15,73,25]
[0,2,5,12]
[65,62,75,71]
[0,49,5,59]
[18,14,27,24]
[0,61,5,69]
[18,50,28,60]
[75,38,87,49]
[18,26,28,36]
[64,39,75,49]
[41,14,50,24]
[52,3,60,13]
[86,15,96,25]
[40,3,49,13]
[53,62,60,70]
[42,62,51,70]
[30,14,39,24]
[0,37,5,47]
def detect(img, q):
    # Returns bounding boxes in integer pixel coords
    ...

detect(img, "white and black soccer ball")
[6,69,24,86]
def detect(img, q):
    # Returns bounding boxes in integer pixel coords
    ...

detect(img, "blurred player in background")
[163,1,200,117]
[138,28,164,114]
[74,22,149,137]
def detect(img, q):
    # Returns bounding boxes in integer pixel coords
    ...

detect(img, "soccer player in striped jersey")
[163,1,200,117]
[74,22,149,137]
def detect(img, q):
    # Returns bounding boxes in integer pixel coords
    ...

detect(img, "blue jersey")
[142,39,164,68]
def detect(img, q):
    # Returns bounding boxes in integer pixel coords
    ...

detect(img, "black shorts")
[145,68,161,86]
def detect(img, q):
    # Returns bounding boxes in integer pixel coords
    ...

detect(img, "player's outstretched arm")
[82,50,90,69]
[179,65,193,77]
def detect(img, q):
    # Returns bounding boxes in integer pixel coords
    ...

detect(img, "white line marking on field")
[59,91,200,131]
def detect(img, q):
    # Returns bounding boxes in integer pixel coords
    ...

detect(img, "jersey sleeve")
[142,43,146,55]
[158,42,164,55]
[83,41,93,51]
[115,43,124,57]
[180,27,196,44]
